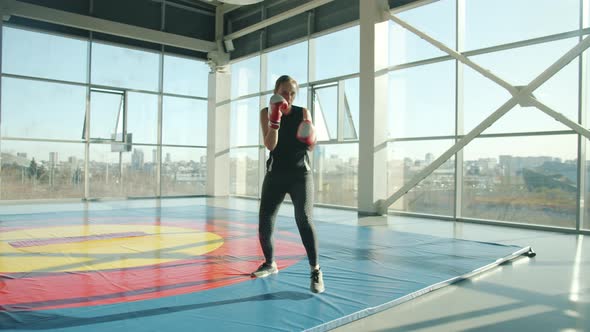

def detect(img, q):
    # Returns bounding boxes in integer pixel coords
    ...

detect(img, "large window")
[1,26,89,200]
[387,140,455,216]
[311,77,360,207]
[389,0,455,66]
[462,135,577,228]
[162,96,207,146]
[127,92,159,145]
[230,97,260,147]
[384,0,585,231]
[230,148,259,197]
[231,55,260,98]
[388,61,455,138]
[312,26,359,81]
[2,27,88,83]
[161,147,206,196]
[163,54,209,97]
[91,42,160,92]
[1,25,209,201]
[228,26,361,207]
[229,97,260,198]
[314,144,358,207]
[266,41,308,89]
[1,77,86,140]
[464,0,579,51]
[466,38,579,134]
[0,140,85,200]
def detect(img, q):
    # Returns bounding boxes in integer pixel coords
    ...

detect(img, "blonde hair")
[274,75,298,93]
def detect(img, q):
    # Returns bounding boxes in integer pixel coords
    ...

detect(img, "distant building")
[49,152,58,167]
[499,155,553,176]
[132,149,144,170]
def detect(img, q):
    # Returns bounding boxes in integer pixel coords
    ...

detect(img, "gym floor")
[0,197,587,331]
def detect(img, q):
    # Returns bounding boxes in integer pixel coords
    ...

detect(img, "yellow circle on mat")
[0,225,223,273]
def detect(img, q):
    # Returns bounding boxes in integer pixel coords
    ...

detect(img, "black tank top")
[266,105,311,173]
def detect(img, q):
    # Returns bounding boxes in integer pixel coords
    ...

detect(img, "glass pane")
[471,38,578,86]
[464,0,580,51]
[163,54,209,97]
[91,42,159,92]
[314,86,337,141]
[465,39,579,134]
[88,143,125,198]
[127,147,157,197]
[230,147,259,197]
[231,97,260,147]
[343,78,359,140]
[313,26,359,81]
[0,140,85,200]
[231,56,260,98]
[90,91,125,140]
[388,61,455,138]
[162,96,207,146]
[127,92,158,144]
[533,54,579,127]
[462,135,577,228]
[2,27,88,83]
[161,147,207,196]
[387,140,455,216]
[88,144,157,198]
[313,143,358,207]
[389,0,454,66]
[295,86,308,110]
[266,41,308,89]
[1,77,86,140]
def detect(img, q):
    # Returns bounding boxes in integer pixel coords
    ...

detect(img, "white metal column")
[357,0,390,215]
[206,69,231,196]
[206,6,231,197]
[454,0,466,219]
[578,0,589,230]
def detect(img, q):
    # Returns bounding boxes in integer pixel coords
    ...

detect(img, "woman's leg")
[289,172,318,267]
[258,172,287,264]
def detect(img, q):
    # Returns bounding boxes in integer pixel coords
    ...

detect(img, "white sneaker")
[310,268,325,293]
[251,262,278,278]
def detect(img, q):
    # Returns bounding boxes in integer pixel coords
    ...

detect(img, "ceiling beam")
[0,0,218,53]
[224,0,335,41]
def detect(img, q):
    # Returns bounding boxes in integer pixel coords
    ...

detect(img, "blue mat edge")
[307,246,533,332]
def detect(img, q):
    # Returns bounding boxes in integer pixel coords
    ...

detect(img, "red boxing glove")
[296,119,316,146]
[268,94,288,129]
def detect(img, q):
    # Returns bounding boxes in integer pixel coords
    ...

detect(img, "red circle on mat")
[0,217,306,311]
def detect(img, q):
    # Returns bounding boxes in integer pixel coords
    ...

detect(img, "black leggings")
[258,171,318,267]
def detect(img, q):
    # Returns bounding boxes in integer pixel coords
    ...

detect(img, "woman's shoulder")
[296,106,311,120]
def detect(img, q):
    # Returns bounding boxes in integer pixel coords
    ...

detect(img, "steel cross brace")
[377,12,590,214]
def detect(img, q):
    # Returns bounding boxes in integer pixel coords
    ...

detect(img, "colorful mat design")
[0,205,528,331]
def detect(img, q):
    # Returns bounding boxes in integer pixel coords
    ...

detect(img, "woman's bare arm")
[260,108,279,151]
